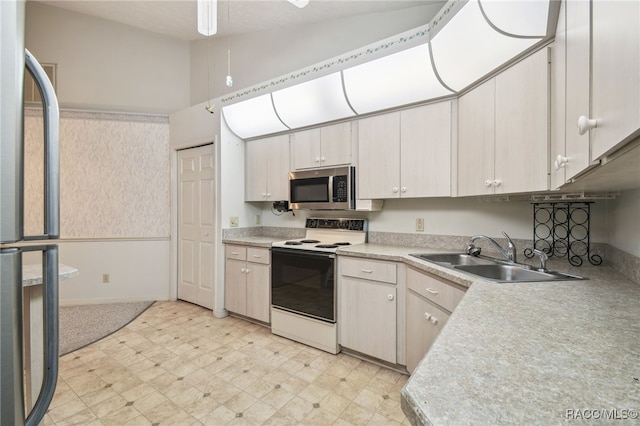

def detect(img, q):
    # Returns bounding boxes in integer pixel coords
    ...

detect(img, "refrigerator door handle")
[24,49,60,240]
[23,245,59,426]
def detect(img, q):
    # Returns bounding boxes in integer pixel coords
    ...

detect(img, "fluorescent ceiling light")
[272,72,356,129]
[481,0,550,37]
[197,0,217,36]
[430,0,542,92]
[288,0,310,8]
[343,43,453,114]
[222,94,289,139]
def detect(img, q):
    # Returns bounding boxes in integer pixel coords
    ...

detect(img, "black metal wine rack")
[524,202,602,267]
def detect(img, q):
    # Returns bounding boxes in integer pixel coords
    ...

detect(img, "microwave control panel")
[333,175,348,202]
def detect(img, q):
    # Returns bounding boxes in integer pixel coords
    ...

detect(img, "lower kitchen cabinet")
[338,257,402,364]
[224,244,270,323]
[406,267,466,373]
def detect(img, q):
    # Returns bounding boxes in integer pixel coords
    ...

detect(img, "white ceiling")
[35,0,444,41]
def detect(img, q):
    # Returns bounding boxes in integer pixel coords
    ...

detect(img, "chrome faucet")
[532,249,549,271]
[468,232,517,263]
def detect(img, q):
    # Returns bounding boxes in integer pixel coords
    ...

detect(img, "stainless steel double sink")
[410,253,586,282]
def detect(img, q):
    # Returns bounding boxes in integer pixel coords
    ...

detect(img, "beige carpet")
[59,301,154,355]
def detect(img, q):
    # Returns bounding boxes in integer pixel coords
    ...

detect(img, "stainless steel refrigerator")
[1,0,61,424]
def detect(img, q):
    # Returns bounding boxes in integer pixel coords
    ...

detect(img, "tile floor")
[44,301,410,425]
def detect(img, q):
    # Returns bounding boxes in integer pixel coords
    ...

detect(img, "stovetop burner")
[300,239,320,243]
[284,241,303,245]
[316,244,338,249]
[334,242,351,246]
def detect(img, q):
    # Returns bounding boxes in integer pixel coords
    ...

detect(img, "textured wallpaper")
[24,110,170,239]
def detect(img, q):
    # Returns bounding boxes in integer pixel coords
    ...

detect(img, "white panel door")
[178,144,215,309]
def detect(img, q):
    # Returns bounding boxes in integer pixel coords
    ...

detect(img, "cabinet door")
[457,79,495,196]
[406,291,449,374]
[339,277,397,363]
[246,262,270,323]
[400,102,452,197]
[265,134,290,201]
[495,48,549,194]
[591,0,640,160]
[320,122,352,167]
[225,258,247,315]
[245,140,268,201]
[292,128,321,170]
[550,0,567,190]
[357,112,401,199]
[564,0,591,181]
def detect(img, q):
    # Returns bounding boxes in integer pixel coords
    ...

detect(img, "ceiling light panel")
[272,72,356,129]
[222,94,289,139]
[430,0,542,92]
[343,43,453,114]
[481,0,550,37]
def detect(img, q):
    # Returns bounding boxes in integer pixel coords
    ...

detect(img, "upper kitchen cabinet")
[552,0,639,188]
[291,122,352,170]
[358,101,453,200]
[589,0,640,160]
[458,48,550,196]
[245,135,290,202]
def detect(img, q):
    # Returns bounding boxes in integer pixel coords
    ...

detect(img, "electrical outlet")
[416,218,424,232]
[102,273,110,284]
[230,216,239,227]
[256,214,261,225]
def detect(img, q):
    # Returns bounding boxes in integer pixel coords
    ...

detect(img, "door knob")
[554,155,568,170]
[387,294,394,301]
[577,115,597,135]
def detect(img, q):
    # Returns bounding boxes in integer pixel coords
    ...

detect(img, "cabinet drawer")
[341,257,397,284]
[226,245,247,261]
[247,247,270,265]
[407,267,465,312]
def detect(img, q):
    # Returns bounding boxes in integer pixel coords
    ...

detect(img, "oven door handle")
[270,247,335,259]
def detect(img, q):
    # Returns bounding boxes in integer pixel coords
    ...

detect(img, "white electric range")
[270,218,367,354]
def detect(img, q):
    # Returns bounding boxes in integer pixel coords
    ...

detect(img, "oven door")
[271,247,336,323]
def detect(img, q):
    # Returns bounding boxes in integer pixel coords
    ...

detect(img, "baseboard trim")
[59,297,167,307]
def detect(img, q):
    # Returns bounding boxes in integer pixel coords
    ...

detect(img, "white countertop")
[22,264,79,287]
[335,244,640,425]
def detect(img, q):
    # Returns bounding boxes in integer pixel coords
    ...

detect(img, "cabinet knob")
[430,316,438,325]
[387,294,394,301]
[314,157,320,162]
[262,192,267,197]
[484,180,492,187]
[241,268,246,273]
[425,287,438,295]
[266,193,271,198]
[493,179,502,187]
[554,155,569,170]
[577,115,597,135]
[392,187,399,193]
[320,156,325,162]
[245,269,250,274]
[361,269,373,274]
[231,252,239,255]
[424,312,431,320]
[401,186,407,193]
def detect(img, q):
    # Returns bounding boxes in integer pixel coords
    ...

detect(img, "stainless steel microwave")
[289,166,355,210]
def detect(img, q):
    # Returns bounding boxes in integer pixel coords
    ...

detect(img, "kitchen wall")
[25,2,190,114]
[24,110,172,304]
[189,3,445,105]
[607,189,640,257]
